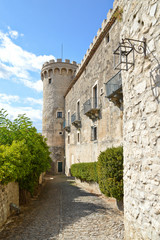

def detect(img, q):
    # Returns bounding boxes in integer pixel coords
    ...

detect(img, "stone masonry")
[41,0,160,238]
[0,182,19,228]
[41,59,77,174]
[120,0,160,239]
[64,7,123,175]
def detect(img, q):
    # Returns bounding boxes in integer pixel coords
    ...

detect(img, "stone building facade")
[41,0,160,239]
[64,6,123,175]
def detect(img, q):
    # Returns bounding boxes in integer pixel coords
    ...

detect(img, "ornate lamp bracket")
[123,38,147,56]
[114,38,147,71]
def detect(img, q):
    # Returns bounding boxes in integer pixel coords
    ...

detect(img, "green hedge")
[71,146,123,201]
[71,162,98,183]
[97,146,123,200]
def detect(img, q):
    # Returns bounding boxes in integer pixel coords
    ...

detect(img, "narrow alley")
[0,175,124,240]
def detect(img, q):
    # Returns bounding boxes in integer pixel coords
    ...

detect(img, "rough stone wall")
[65,12,123,175]
[0,182,19,228]
[121,0,160,239]
[41,60,77,174]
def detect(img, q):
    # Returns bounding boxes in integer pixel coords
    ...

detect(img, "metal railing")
[63,120,70,128]
[83,97,99,115]
[71,113,76,123]
[105,71,122,98]
[71,112,81,123]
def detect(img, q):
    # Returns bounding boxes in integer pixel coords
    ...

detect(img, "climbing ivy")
[0,109,51,194]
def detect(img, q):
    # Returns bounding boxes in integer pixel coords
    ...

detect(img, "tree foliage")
[0,109,51,194]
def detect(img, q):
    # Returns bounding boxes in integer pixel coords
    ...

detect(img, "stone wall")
[64,9,123,175]
[0,182,19,228]
[121,0,160,239]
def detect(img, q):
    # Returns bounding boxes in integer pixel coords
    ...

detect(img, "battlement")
[75,6,119,75]
[41,58,78,80]
[64,4,122,97]
[42,58,77,69]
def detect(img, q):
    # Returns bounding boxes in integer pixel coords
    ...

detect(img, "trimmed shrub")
[97,146,123,200]
[71,162,98,183]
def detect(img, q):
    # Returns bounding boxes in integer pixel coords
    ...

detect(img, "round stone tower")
[41,58,78,174]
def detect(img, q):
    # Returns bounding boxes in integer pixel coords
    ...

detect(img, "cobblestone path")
[0,175,124,240]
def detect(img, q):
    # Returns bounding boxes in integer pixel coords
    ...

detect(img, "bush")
[71,162,98,183]
[0,109,51,194]
[97,146,123,200]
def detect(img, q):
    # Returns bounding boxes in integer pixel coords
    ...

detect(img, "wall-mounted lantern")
[114,38,146,71]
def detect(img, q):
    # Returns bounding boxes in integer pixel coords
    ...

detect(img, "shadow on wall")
[150,63,160,103]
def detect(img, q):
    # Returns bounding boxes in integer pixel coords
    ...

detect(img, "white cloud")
[21,79,43,92]
[0,92,42,106]
[25,97,43,105]
[7,26,19,39]
[0,27,55,92]
[0,102,42,122]
[0,93,20,104]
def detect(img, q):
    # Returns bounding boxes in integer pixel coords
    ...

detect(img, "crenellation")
[49,59,55,63]
[43,62,49,67]
[107,9,113,20]
[65,59,70,63]
[57,58,62,62]
[101,19,107,30]
[93,35,97,45]
[97,28,102,37]
[89,43,93,51]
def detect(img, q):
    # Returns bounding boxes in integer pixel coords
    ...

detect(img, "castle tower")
[41,59,78,174]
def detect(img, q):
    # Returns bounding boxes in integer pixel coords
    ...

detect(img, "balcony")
[71,113,81,128]
[83,98,100,120]
[63,120,70,132]
[105,71,123,108]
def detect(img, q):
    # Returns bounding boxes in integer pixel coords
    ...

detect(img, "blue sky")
[0,0,114,132]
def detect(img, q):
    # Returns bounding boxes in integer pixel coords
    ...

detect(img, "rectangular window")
[77,132,80,143]
[93,84,98,108]
[77,101,80,120]
[68,111,70,125]
[105,33,109,44]
[91,126,97,141]
[57,112,62,118]
[68,135,70,144]
[100,87,104,96]
[49,78,52,84]
[94,127,97,140]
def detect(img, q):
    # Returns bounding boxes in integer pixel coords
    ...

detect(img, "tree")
[0,109,51,194]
